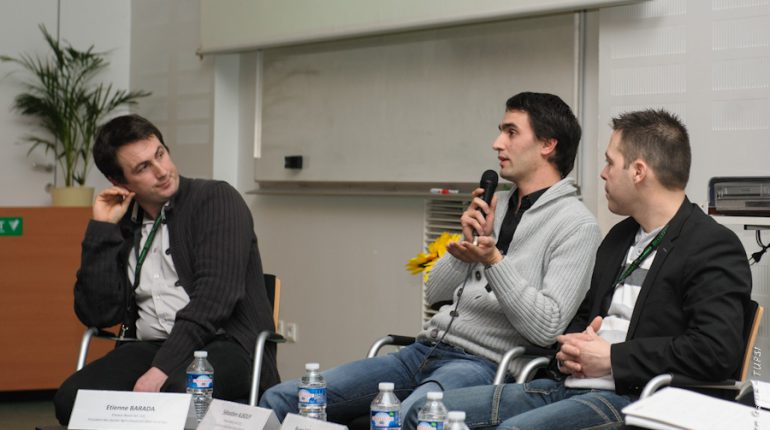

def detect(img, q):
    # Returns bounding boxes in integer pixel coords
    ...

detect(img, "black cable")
[750,230,769,265]
[410,262,475,379]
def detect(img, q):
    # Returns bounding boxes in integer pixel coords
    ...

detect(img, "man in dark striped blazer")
[54,114,280,425]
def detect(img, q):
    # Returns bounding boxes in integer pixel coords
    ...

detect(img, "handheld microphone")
[479,169,499,216]
[473,170,499,245]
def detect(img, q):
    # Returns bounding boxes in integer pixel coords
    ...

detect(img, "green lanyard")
[133,210,166,284]
[119,210,165,339]
[613,225,668,286]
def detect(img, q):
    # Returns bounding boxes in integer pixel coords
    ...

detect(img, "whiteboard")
[256,13,578,185]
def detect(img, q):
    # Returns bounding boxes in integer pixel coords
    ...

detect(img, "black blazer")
[565,197,752,395]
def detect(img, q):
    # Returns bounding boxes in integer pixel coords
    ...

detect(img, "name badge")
[198,399,280,430]
[69,389,192,430]
[281,413,348,430]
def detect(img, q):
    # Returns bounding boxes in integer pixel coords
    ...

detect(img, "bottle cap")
[447,411,466,421]
[378,382,395,391]
[194,351,208,358]
[426,391,443,400]
[305,362,320,370]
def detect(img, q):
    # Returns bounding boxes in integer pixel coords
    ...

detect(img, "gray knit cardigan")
[420,177,601,368]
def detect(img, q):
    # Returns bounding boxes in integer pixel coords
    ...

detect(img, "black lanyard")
[119,210,165,339]
[613,225,668,286]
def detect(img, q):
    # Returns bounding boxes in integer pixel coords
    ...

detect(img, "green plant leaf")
[1,23,151,188]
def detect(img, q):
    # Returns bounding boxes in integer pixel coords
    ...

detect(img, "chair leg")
[250,330,272,406]
[76,327,99,371]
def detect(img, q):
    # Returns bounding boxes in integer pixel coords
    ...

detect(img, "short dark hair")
[611,109,691,190]
[505,92,581,178]
[93,114,167,183]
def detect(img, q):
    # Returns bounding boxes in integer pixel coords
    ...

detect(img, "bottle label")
[187,373,214,390]
[371,410,400,429]
[298,387,327,406]
[417,420,443,430]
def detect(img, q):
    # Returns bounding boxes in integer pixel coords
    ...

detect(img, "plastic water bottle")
[186,350,214,423]
[371,382,401,430]
[444,411,469,430]
[298,363,327,421]
[416,392,447,430]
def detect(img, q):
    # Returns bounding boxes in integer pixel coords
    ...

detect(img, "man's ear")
[107,177,131,192]
[541,138,558,157]
[630,159,648,184]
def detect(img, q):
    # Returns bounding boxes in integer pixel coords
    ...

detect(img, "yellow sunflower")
[405,232,462,282]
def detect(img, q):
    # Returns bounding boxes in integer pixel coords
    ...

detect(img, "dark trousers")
[54,336,251,425]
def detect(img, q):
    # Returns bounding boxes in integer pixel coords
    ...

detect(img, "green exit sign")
[0,217,23,236]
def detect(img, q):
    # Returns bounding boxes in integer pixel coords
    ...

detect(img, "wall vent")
[421,197,469,322]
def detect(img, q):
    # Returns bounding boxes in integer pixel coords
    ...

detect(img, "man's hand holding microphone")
[446,170,502,266]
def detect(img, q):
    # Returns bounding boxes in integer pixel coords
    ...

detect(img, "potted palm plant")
[1,24,150,206]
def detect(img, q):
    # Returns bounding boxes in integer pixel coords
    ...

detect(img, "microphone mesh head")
[480,169,499,188]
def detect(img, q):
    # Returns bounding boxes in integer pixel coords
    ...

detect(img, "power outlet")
[285,322,298,343]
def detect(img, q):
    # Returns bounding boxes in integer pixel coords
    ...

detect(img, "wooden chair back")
[739,301,764,381]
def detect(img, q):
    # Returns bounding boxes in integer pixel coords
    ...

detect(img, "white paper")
[68,389,192,430]
[622,387,770,430]
[281,413,348,430]
[623,415,683,430]
[752,380,770,410]
[197,399,280,430]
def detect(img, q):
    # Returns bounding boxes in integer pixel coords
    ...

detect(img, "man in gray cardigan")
[54,115,279,425]
[260,92,601,423]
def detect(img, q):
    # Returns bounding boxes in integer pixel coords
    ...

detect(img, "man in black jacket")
[54,114,280,424]
[403,109,752,430]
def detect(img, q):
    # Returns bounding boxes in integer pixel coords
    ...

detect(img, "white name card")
[69,389,192,430]
[198,399,280,430]
[281,413,348,430]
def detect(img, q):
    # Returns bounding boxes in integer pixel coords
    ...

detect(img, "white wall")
[249,194,425,378]
[131,0,215,180]
[594,0,770,232]
[230,50,427,379]
[0,0,129,206]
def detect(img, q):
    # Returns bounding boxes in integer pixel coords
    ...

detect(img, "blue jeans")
[259,341,497,423]
[404,379,633,430]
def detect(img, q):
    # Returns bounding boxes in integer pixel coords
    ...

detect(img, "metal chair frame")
[75,273,284,407]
